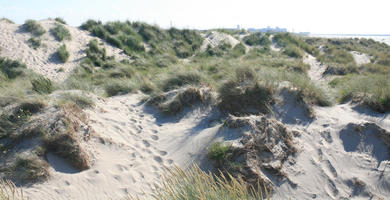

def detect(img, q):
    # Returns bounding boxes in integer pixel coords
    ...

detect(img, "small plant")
[23,20,45,36]
[31,76,54,94]
[27,37,41,49]
[207,142,232,162]
[54,17,66,24]
[57,44,70,63]
[51,24,71,41]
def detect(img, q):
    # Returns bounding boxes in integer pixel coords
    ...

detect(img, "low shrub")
[23,20,46,36]
[57,44,70,63]
[31,76,54,94]
[207,142,232,163]
[51,24,71,41]
[0,57,26,79]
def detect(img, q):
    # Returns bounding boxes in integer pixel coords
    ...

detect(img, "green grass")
[23,20,45,36]
[31,76,54,94]
[27,37,41,49]
[0,57,26,79]
[57,44,70,63]
[51,24,71,41]
[57,93,94,109]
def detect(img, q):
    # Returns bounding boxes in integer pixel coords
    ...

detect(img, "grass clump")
[230,43,246,58]
[218,67,274,115]
[51,24,71,41]
[331,74,390,112]
[23,20,45,36]
[27,37,41,49]
[243,32,271,47]
[12,155,49,182]
[0,179,24,200]
[207,142,232,166]
[85,39,108,67]
[54,17,66,24]
[57,44,70,63]
[58,93,94,109]
[161,71,203,91]
[148,164,269,200]
[104,81,134,97]
[0,57,26,79]
[31,76,54,94]
[273,33,318,56]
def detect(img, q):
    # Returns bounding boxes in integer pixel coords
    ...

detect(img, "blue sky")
[1,0,389,34]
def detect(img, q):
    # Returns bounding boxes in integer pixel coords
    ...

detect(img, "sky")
[0,0,389,34]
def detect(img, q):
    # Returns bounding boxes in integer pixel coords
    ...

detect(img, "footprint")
[142,140,151,147]
[152,130,158,134]
[158,150,167,156]
[151,135,159,140]
[154,156,163,163]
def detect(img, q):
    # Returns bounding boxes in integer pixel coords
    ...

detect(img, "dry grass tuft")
[0,179,24,200]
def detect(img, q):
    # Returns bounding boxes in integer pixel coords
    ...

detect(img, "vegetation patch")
[31,76,54,94]
[57,44,70,63]
[23,20,46,36]
[27,37,41,49]
[54,17,66,24]
[0,57,26,79]
[51,24,71,41]
[218,67,274,115]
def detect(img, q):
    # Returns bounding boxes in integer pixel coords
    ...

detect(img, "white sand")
[200,31,240,51]
[271,55,390,199]
[351,51,371,66]
[23,94,220,199]
[0,19,130,81]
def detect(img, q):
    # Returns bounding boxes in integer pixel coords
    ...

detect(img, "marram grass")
[0,179,24,200]
[129,164,270,200]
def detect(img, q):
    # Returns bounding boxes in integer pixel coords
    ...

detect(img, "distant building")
[247,26,287,33]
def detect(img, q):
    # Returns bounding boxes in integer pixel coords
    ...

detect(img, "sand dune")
[0,19,130,81]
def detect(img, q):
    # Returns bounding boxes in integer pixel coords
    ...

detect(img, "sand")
[200,31,240,51]
[0,19,130,81]
[22,93,220,199]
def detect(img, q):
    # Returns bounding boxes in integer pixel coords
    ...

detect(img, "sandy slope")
[23,94,221,199]
[0,19,130,81]
[271,56,390,199]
